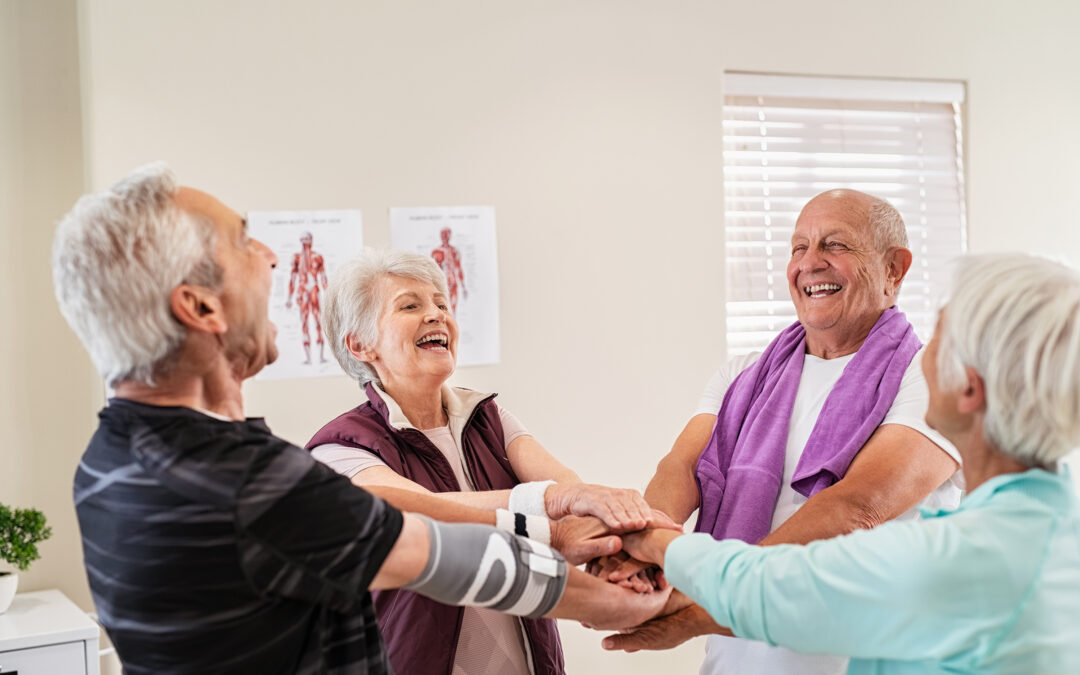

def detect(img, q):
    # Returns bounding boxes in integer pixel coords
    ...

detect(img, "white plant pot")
[0,572,17,613]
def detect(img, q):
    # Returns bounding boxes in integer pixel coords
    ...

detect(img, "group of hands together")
[544,483,731,652]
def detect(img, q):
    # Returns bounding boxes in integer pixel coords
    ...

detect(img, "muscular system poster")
[248,209,364,380]
[390,206,500,367]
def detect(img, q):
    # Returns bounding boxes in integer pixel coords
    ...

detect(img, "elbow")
[839,493,890,532]
[654,454,696,481]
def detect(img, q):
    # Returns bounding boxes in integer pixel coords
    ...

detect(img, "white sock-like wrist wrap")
[495,508,551,546]
[509,480,556,517]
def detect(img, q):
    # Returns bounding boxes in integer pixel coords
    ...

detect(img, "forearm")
[507,434,581,486]
[758,483,887,546]
[377,517,568,619]
[643,457,700,524]
[760,424,960,547]
[352,467,511,512]
[364,485,498,526]
[665,525,944,659]
[546,567,669,630]
[403,488,510,511]
[644,413,716,524]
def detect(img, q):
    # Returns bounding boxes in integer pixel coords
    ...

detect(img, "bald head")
[801,189,908,253]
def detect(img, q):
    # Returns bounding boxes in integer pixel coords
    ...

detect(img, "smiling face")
[175,187,279,379]
[787,191,905,356]
[359,274,459,392]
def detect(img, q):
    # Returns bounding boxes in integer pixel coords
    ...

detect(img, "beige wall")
[1,0,97,608]
[7,0,1080,671]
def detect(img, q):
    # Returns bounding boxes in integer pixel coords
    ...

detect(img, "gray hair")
[52,162,222,386]
[866,197,908,252]
[936,253,1080,466]
[324,248,451,387]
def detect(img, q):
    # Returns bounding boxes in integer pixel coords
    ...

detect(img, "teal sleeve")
[663,518,1027,661]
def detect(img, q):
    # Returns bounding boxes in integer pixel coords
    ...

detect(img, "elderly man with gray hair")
[610,253,1080,672]
[603,189,964,674]
[52,163,671,675]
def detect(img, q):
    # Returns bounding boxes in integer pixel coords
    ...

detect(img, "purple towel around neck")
[693,306,921,543]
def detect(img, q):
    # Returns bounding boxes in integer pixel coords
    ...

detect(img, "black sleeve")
[235,439,404,613]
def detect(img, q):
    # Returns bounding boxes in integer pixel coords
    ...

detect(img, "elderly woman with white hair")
[307,248,662,675]
[607,252,1080,673]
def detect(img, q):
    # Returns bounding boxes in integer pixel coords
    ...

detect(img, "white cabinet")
[0,590,100,675]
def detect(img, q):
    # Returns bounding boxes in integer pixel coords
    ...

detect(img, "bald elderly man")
[615,190,962,675]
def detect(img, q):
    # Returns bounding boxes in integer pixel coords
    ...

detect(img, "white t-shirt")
[695,348,963,675]
[310,389,535,675]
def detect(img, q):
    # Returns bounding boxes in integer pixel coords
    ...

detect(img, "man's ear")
[170,284,227,335]
[884,247,913,294]
[957,366,986,415]
[346,334,376,363]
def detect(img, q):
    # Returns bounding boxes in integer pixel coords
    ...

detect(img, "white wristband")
[509,480,555,517]
[495,508,516,533]
[495,508,552,546]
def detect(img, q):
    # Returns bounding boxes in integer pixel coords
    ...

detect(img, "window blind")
[723,73,967,357]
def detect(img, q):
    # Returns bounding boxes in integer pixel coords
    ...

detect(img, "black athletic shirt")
[74,399,403,674]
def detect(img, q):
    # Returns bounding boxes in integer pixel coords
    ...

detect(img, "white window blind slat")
[723,74,967,357]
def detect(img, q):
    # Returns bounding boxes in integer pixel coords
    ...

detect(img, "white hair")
[324,248,451,387]
[52,162,222,386]
[936,253,1080,466]
[867,197,908,252]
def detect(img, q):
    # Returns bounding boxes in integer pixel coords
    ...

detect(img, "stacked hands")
[544,483,729,649]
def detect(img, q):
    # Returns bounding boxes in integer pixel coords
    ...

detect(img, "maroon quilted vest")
[306,383,566,675]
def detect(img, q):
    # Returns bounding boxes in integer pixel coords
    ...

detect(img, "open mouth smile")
[804,283,842,298]
[415,332,450,352]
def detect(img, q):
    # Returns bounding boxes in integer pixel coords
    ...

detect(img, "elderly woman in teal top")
[606,253,1080,673]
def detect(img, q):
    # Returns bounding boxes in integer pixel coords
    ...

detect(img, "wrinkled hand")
[620,527,683,567]
[550,515,622,565]
[647,508,683,532]
[601,601,732,652]
[580,582,674,631]
[587,552,668,593]
[545,483,652,531]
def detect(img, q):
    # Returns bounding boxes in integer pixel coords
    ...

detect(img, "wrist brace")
[405,517,567,618]
[509,480,555,517]
[495,508,551,545]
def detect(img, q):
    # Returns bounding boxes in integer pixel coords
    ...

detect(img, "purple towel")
[693,306,921,543]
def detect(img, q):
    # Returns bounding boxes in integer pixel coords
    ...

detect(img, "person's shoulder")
[723,351,762,378]
[905,346,927,373]
[306,401,384,449]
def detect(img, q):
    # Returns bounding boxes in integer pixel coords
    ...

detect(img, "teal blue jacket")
[666,468,1080,673]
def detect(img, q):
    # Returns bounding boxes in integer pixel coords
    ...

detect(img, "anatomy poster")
[248,209,363,380]
[390,206,500,366]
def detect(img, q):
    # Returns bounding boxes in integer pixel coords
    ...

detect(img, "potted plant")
[0,503,52,613]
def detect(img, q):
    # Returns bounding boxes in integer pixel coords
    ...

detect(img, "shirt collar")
[919,466,1074,519]
[367,383,493,431]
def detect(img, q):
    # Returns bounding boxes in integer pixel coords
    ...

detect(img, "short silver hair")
[324,248,451,387]
[867,197,908,252]
[936,253,1080,466]
[52,162,222,386]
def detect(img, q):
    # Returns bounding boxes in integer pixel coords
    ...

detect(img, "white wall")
[9,0,1080,672]
[0,0,98,608]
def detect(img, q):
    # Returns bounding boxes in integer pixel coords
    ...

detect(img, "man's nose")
[254,238,278,268]
[799,245,827,271]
